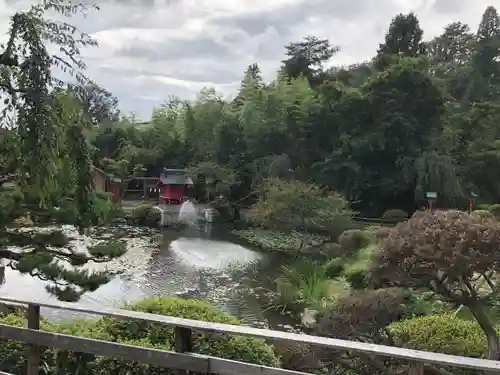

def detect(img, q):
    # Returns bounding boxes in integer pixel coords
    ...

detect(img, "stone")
[321,242,343,258]
[301,308,318,329]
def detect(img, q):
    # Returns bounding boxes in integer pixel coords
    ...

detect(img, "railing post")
[408,362,424,375]
[174,326,192,375]
[27,304,41,375]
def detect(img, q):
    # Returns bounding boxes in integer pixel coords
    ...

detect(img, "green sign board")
[426,192,438,200]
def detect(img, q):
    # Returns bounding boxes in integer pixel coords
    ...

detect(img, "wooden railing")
[0,296,498,375]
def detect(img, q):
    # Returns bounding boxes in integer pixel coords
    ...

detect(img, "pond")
[0,223,298,330]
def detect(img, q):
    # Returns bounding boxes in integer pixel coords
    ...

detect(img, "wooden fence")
[0,296,498,375]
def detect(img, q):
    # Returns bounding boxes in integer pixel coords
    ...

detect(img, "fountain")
[179,200,198,223]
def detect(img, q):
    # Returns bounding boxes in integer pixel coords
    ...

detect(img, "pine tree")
[233,63,263,108]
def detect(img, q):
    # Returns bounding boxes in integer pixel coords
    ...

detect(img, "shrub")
[0,314,57,374]
[320,242,343,258]
[0,299,280,375]
[375,226,392,240]
[388,314,489,358]
[488,204,500,219]
[471,209,495,221]
[99,298,280,369]
[132,204,161,227]
[344,268,368,289]
[338,229,370,253]
[382,209,408,223]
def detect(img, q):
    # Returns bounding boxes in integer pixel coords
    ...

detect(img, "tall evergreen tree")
[375,12,426,69]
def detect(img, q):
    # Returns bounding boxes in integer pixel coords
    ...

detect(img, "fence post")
[408,362,424,375]
[27,304,41,375]
[174,326,193,375]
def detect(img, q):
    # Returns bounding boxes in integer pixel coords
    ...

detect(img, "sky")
[0,0,498,120]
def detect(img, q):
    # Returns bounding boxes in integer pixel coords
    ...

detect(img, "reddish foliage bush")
[375,227,392,239]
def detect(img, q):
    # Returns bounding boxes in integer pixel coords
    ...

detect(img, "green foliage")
[338,229,370,253]
[275,261,350,312]
[381,209,408,223]
[100,298,280,368]
[249,179,352,237]
[0,299,281,375]
[132,204,162,227]
[488,204,500,219]
[0,0,128,301]
[471,209,495,220]
[389,314,490,358]
[187,161,239,201]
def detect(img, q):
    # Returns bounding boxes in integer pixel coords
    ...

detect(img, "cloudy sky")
[0,0,498,119]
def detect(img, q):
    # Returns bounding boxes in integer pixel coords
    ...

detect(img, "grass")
[274,260,351,312]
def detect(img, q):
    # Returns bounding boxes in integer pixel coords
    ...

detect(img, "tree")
[282,36,338,86]
[187,161,239,202]
[101,139,146,201]
[233,63,263,108]
[0,0,126,301]
[375,13,426,69]
[371,210,500,360]
[71,83,120,126]
[468,6,500,102]
[248,179,352,238]
[316,57,447,215]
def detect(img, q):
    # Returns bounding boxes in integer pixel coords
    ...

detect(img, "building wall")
[92,168,106,192]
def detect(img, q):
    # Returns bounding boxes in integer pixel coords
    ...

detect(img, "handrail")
[0,296,498,374]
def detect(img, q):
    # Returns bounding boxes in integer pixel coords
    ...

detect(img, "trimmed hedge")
[389,314,490,358]
[382,209,408,223]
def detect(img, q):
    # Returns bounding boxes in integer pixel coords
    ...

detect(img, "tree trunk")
[469,303,500,360]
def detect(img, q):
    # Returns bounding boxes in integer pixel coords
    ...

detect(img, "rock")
[321,242,343,258]
[299,246,317,254]
[310,239,322,247]
[301,308,318,329]
[112,218,127,224]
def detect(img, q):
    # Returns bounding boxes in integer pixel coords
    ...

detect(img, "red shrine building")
[157,168,193,204]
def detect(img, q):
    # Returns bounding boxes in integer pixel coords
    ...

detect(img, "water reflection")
[0,224,293,327]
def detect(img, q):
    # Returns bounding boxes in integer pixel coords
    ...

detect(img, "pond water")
[0,224,297,329]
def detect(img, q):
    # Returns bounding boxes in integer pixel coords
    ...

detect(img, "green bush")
[344,268,367,289]
[132,204,162,227]
[99,298,280,369]
[0,299,280,375]
[388,314,489,358]
[381,209,408,223]
[471,209,495,221]
[0,314,58,374]
[488,204,500,219]
[338,229,370,253]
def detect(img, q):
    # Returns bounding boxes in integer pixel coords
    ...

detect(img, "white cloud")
[0,0,497,119]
